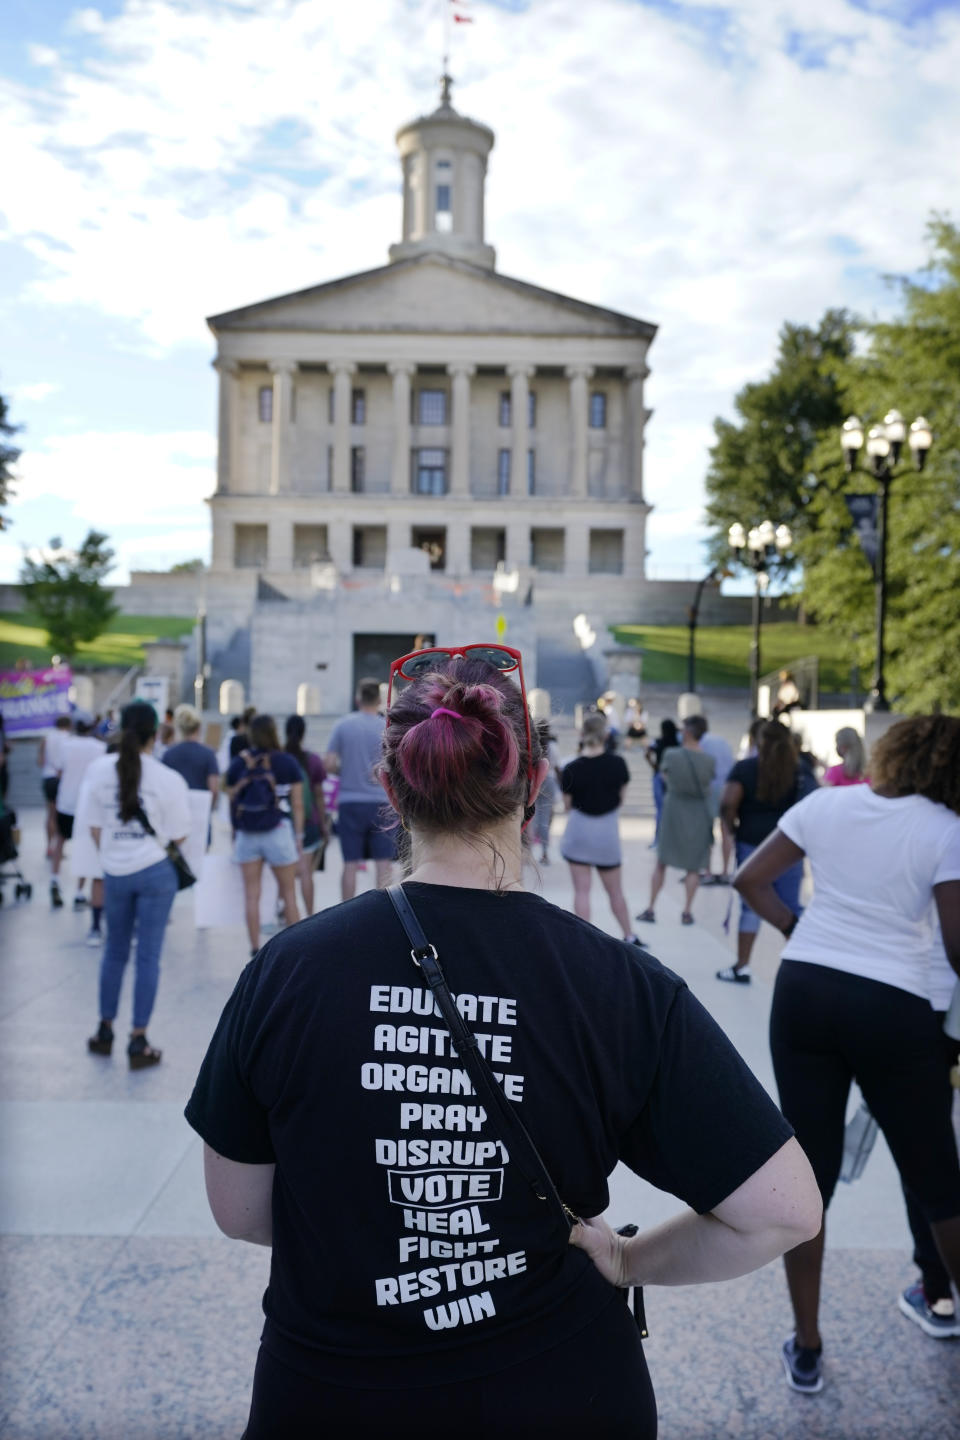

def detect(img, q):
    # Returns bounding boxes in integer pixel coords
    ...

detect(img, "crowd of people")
[20,654,960,1429]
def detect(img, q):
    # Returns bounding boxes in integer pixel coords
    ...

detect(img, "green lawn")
[0,611,195,669]
[609,622,854,692]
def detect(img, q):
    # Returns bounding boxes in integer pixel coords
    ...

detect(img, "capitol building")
[132,79,723,714]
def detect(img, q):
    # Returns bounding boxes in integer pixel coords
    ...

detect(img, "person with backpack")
[225,714,304,957]
[285,714,329,918]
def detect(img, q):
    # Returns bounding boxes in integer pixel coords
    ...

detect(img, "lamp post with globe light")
[840,410,933,712]
[728,520,793,718]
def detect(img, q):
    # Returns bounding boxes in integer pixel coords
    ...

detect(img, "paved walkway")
[1,805,958,1438]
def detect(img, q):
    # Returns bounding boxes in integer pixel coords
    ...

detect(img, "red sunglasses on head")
[386,643,533,781]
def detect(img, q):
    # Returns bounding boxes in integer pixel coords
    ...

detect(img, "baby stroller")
[0,799,32,904]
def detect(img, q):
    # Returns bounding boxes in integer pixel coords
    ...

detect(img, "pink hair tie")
[431,707,465,721]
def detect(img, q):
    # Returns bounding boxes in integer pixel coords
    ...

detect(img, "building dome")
[388,75,496,271]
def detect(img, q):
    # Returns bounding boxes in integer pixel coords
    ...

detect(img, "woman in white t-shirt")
[734,715,960,1393]
[80,701,191,1069]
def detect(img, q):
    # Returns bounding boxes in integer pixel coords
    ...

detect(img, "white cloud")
[2,0,959,573]
[11,428,215,527]
[13,382,60,403]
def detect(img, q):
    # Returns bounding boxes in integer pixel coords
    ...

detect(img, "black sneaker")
[898,1282,960,1338]
[781,1336,823,1394]
[717,966,751,984]
[51,883,64,910]
[73,894,89,911]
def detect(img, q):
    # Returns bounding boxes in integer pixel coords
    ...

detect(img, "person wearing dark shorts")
[186,646,820,1439]
[324,678,396,900]
[560,712,644,946]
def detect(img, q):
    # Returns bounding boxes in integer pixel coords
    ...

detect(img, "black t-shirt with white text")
[185,885,792,1386]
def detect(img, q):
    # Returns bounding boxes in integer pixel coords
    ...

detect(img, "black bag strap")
[386,884,575,1237]
[132,803,156,837]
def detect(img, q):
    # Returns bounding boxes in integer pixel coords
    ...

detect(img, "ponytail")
[285,713,306,766]
[117,701,157,821]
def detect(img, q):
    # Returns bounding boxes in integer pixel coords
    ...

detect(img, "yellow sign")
[495,613,507,641]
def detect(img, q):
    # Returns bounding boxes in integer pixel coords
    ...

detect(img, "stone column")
[267,518,294,572]
[625,363,650,500]
[213,358,239,493]
[508,364,534,496]
[445,520,470,577]
[330,360,357,494]
[564,363,594,498]
[269,362,296,495]
[388,361,416,496]
[505,519,530,573]
[447,362,476,495]
[565,523,589,578]
[327,518,353,574]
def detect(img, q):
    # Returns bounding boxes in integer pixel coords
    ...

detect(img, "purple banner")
[0,668,73,734]
[844,493,880,576]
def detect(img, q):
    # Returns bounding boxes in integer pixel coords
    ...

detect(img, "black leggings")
[770,961,960,1220]
[902,1016,960,1301]
[244,1298,656,1439]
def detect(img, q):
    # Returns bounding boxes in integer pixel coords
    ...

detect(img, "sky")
[2,0,959,588]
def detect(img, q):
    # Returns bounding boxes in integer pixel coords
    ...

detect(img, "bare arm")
[203,1145,274,1246]
[206,774,219,810]
[733,829,806,935]
[719,780,743,835]
[290,779,305,842]
[322,751,340,775]
[934,879,960,978]
[570,1137,821,1287]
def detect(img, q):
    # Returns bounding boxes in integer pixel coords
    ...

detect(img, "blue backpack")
[232,751,283,833]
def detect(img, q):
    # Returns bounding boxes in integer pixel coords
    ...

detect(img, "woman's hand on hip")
[568,1213,628,1287]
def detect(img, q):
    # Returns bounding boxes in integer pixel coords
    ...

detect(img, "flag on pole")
[450,0,474,22]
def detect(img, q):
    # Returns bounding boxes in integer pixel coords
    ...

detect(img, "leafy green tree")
[169,557,205,573]
[800,218,960,712]
[703,310,857,576]
[20,530,119,659]
[0,392,21,529]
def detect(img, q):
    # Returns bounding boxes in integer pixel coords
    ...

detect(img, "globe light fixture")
[908,416,933,470]
[841,415,864,472]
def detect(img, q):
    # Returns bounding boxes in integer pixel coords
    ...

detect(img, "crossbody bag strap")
[386,884,575,1236]
[132,803,156,837]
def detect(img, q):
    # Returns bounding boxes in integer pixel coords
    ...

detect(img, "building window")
[589,529,624,575]
[471,528,506,572]
[435,159,452,233]
[350,446,365,493]
[497,449,510,496]
[351,388,366,425]
[499,392,536,427]
[234,524,268,569]
[589,392,608,429]
[352,525,387,570]
[418,389,447,425]
[413,448,447,495]
[528,391,537,428]
[293,525,329,568]
[328,387,335,423]
[498,392,511,427]
[412,527,446,571]
[258,386,273,423]
[527,449,536,496]
[531,528,565,572]
[326,445,333,490]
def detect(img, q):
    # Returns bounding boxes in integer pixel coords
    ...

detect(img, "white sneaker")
[86,928,103,948]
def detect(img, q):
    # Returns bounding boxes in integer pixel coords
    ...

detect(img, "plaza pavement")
[1,801,958,1439]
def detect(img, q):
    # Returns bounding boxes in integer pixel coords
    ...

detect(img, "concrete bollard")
[296,683,322,716]
[219,679,244,716]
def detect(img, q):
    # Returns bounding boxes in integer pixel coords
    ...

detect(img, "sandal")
[128,1033,162,1070]
[681,911,694,925]
[87,1020,114,1056]
[635,908,656,923]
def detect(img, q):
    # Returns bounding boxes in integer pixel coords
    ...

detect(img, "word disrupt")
[361,1065,525,1102]
[375,1251,527,1306]
[370,986,517,1026]
[375,1138,507,1167]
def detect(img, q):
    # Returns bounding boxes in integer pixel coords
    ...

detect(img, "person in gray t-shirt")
[324,679,396,899]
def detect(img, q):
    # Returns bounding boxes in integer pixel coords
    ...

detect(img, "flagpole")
[442,0,451,80]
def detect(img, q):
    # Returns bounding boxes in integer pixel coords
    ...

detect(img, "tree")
[703,310,857,577]
[20,531,119,659]
[800,218,960,712]
[0,392,21,530]
[169,557,205,573]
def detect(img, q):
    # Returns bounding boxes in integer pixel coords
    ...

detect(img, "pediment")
[208,255,655,339]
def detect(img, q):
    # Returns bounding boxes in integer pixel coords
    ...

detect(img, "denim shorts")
[234,820,298,868]
[736,839,802,934]
[338,801,397,863]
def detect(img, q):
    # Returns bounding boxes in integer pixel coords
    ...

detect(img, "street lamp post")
[686,566,719,694]
[840,410,932,712]
[728,520,792,718]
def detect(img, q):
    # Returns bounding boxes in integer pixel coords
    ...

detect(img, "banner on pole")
[844,494,880,576]
[0,667,72,734]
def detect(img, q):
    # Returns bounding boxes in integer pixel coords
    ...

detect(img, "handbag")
[838,1099,879,1183]
[133,804,196,891]
[385,883,647,1337]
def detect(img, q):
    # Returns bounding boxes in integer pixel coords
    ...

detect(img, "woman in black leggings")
[735,715,960,1394]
